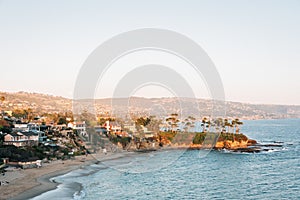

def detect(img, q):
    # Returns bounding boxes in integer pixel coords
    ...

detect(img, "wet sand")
[0,155,96,200]
[0,151,136,200]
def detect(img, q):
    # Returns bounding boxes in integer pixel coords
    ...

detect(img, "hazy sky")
[0,0,299,105]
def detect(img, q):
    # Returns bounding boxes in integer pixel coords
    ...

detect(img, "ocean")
[31,119,300,200]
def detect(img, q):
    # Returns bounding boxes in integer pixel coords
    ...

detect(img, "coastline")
[0,155,96,200]
[1,137,260,200]
[10,167,75,200]
[2,151,137,200]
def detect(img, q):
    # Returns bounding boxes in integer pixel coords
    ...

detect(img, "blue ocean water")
[32,119,300,200]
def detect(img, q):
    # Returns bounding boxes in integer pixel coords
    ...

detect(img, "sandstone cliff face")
[215,140,249,149]
[158,132,257,150]
[166,140,252,150]
[167,140,251,150]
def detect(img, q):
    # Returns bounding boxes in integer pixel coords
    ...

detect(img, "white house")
[103,121,122,134]
[14,124,29,131]
[68,121,87,136]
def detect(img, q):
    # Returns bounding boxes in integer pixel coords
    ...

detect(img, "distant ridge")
[0,91,299,119]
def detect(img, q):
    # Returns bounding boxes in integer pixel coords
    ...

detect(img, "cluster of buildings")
[1,117,156,149]
[95,120,156,140]
[1,120,87,148]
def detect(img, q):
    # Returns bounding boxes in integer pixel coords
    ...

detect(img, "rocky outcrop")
[247,139,257,146]
[215,139,249,149]
[158,132,258,151]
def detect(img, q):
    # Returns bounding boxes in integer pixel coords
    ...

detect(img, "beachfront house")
[3,131,40,147]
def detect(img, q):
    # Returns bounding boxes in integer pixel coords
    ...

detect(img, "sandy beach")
[0,150,137,200]
[0,155,97,200]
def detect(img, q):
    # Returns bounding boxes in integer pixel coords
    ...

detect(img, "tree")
[184,121,192,132]
[98,117,107,126]
[57,117,67,125]
[171,113,179,117]
[146,116,161,133]
[234,118,243,134]
[0,119,12,133]
[214,118,224,133]
[12,109,26,119]
[231,119,237,134]
[27,108,34,122]
[135,117,151,127]
[65,111,74,122]
[206,120,211,132]
[201,117,208,133]
[166,113,179,133]
[224,119,231,133]
[135,117,151,138]
[187,116,196,132]
[188,116,196,121]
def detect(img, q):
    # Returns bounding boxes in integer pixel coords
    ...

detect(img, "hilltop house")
[3,131,40,147]
[68,121,87,136]
[14,123,29,131]
[103,121,122,134]
[14,123,46,132]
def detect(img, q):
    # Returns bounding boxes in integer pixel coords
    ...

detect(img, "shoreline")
[0,155,97,200]
[3,151,136,200]
[10,167,74,200]
[2,142,268,200]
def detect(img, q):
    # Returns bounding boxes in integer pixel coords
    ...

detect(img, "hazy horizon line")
[1,90,299,107]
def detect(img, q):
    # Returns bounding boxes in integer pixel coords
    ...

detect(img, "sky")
[0,0,299,105]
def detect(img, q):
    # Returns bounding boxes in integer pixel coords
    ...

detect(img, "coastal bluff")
[158,132,258,152]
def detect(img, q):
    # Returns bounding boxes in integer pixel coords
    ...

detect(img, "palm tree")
[171,113,179,118]
[184,121,191,132]
[188,116,196,131]
[206,119,211,132]
[166,113,179,133]
[201,117,212,133]
[188,116,196,121]
[214,118,223,133]
[147,115,161,134]
[224,119,231,133]
[183,126,188,132]
[231,119,237,134]
[234,118,243,134]
[201,117,207,133]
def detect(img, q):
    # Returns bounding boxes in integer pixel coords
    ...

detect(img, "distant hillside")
[0,91,72,113]
[1,91,299,119]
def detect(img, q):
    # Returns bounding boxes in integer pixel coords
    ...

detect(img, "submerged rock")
[233,147,262,153]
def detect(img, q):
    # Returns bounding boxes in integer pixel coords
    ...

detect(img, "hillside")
[0,91,72,114]
[0,91,299,119]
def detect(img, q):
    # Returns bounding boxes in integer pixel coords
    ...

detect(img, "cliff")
[215,140,249,149]
[158,132,257,151]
